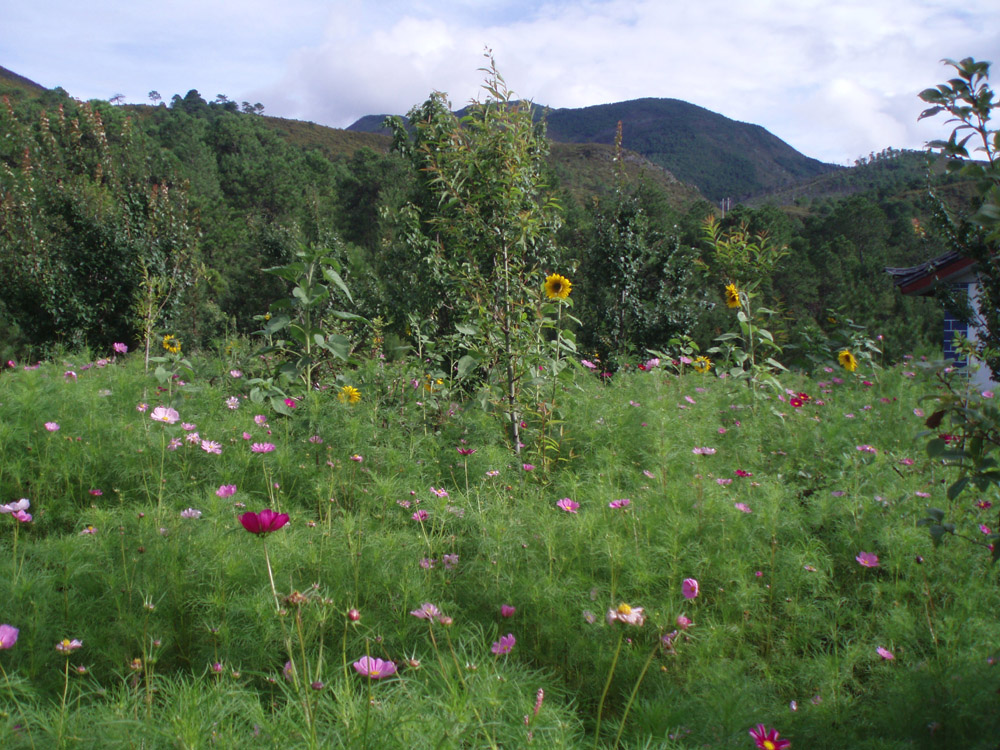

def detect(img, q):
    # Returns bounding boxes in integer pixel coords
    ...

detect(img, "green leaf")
[947,476,969,500]
[322,267,354,305]
[455,323,480,336]
[456,354,480,379]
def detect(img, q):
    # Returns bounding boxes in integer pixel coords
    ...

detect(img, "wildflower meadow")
[0,337,998,749]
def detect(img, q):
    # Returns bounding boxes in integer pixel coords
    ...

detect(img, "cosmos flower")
[56,638,83,654]
[150,406,180,424]
[856,551,880,568]
[353,655,397,679]
[410,603,442,620]
[0,624,18,649]
[557,498,579,513]
[491,633,516,655]
[876,646,895,660]
[682,578,699,599]
[239,509,289,535]
[749,724,791,750]
[606,603,645,626]
[251,443,276,453]
[44,422,60,432]
[216,484,237,498]
[180,508,202,519]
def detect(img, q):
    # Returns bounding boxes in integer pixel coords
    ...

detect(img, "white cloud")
[3,0,998,163]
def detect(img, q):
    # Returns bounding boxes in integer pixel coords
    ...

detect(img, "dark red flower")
[239,508,289,535]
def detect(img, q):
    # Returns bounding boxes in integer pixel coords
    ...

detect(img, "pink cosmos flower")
[442,554,459,569]
[239,509,289,535]
[522,463,535,471]
[0,624,18,649]
[113,342,128,354]
[429,486,448,497]
[606,603,645,626]
[856,444,877,454]
[254,414,268,426]
[581,359,597,370]
[691,447,716,455]
[983,390,994,399]
[0,499,29,514]
[557,498,579,513]
[200,439,222,455]
[501,605,516,618]
[167,438,182,450]
[717,478,733,486]
[410,603,442,620]
[182,423,197,431]
[185,432,201,444]
[485,470,500,477]
[251,443,276,453]
[80,525,97,535]
[749,724,791,749]
[412,510,429,522]
[682,578,699,599]
[900,458,915,466]
[229,369,242,378]
[734,503,752,513]
[150,407,180,424]
[225,397,240,410]
[877,646,895,660]
[180,508,202,519]
[735,469,753,477]
[856,551,880,568]
[284,398,297,408]
[419,557,435,569]
[216,484,237,498]
[12,510,32,523]
[353,655,397,679]
[676,614,693,630]
[44,422,60,432]
[136,403,148,412]
[56,638,83,653]
[456,447,476,456]
[491,633,516,655]
[64,370,77,381]
[608,498,631,509]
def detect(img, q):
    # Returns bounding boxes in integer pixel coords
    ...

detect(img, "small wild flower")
[491,633,516,655]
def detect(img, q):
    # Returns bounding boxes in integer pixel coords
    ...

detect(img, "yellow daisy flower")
[724,283,740,308]
[544,273,572,300]
[162,335,181,354]
[338,385,361,404]
[837,350,858,372]
[693,356,713,373]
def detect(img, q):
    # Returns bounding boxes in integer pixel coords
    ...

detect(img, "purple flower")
[12,510,31,523]
[682,578,699,599]
[456,447,477,456]
[491,633,516,655]
[251,443,276,453]
[239,509,289,535]
[150,407,180,425]
[216,484,237,498]
[856,551,880,568]
[522,463,535,472]
[608,498,631,509]
[113,342,128,354]
[410,603,442,620]
[0,624,18,649]
[442,554,459,570]
[200,439,223,454]
[856,444,877,454]
[501,604,516,618]
[353,655,397,679]
[556,498,579,513]
[429,486,447,497]
[412,509,429,522]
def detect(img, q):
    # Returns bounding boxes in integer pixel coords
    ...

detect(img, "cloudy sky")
[4,1,998,164]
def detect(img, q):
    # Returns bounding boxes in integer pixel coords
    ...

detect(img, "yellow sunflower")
[162,334,181,354]
[837,350,858,372]
[724,283,740,308]
[693,356,713,374]
[544,273,572,300]
[338,385,361,404]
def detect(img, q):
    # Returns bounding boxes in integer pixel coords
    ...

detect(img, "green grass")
[0,351,997,749]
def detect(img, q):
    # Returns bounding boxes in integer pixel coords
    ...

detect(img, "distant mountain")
[347,97,840,203]
[0,65,46,96]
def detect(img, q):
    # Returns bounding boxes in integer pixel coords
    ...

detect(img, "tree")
[148,91,161,105]
[919,57,1000,377]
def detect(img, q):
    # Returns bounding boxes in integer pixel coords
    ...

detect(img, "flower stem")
[612,643,657,749]
[594,631,623,748]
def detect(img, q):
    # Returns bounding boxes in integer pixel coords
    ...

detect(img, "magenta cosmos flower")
[216,484,237,498]
[250,442,276,453]
[0,624,18,649]
[856,551,880,568]
[353,655,397,679]
[876,646,895,660]
[749,724,791,749]
[501,604,516,618]
[150,406,180,424]
[682,578,699,599]
[557,498,579,513]
[239,509,289,535]
[491,633,516,655]
[44,422,60,432]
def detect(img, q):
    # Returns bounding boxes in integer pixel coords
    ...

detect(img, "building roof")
[885,251,977,296]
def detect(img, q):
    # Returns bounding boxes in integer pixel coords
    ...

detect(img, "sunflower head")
[162,335,181,354]
[837,350,858,372]
[724,283,740,308]
[544,273,572,300]
[338,385,361,404]
[693,356,713,374]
